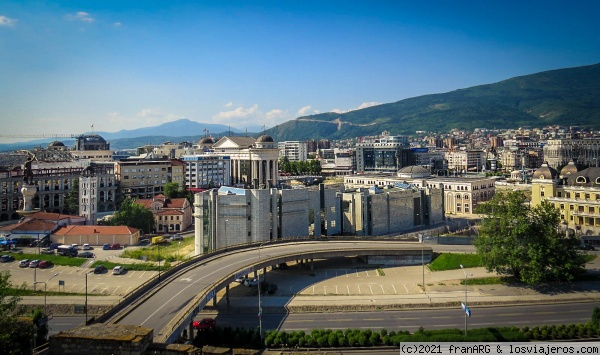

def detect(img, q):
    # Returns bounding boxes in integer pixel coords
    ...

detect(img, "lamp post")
[459,264,473,336]
[224,219,228,249]
[177,241,181,263]
[157,241,161,282]
[85,270,94,324]
[420,235,425,293]
[34,273,58,314]
[257,242,267,340]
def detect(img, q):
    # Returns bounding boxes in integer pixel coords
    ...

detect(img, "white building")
[182,155,231,189]
[445,149,485,172]
[278,141,308,161]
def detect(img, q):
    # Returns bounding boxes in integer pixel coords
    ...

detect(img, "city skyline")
[1,0,600,143]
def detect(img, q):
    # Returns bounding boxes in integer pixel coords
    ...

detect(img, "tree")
[0,271,28,353]
[63,179,79,215]
[474,190,585,286]
[111,198,155,234]
[163,182,181,199]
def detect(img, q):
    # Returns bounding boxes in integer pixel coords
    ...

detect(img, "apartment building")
[181,155,231,189]
[115,159,173,199]
[278,141,308,161]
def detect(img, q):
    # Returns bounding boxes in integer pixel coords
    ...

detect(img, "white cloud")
[225,102,233,108]
[67,11,94,23]
[213,104,293,127]
[213,104,260,122]
[266,109,287,120]
[0,15,17,27]
[297,106,313,116]
[331,101,382,114]
[113,22,122,27]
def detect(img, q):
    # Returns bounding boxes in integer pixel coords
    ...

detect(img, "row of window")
[123,167,167,173]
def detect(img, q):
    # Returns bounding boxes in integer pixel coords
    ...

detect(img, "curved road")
[115,240,439,341]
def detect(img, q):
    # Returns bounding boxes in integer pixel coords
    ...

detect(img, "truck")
[151,236,167,245]
[56,245,78,256]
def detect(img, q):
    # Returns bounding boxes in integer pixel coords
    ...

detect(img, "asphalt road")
[207,302,598,333]
[115,240,444,341]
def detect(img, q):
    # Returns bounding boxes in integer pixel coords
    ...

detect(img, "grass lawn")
[120,237,194,262]
[428,253,482,271]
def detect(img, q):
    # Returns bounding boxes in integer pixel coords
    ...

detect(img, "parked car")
[71,244,79,250]
[235,276,249,283]
[110,243,121,250]
[40,248,55,255]
[29,260,40,268]
[170,234,183,241]
[48,243,61,251]
[112,266,125,275]
[94,265,107,274]
[82,244,92,250]
[192,318,216,330]
[0,255,15,263]
[244,278,260,287]
[18,259,31,268]
[275,262,289,270]
[102,243,111,250]
[38,260,53,269]
[78,251,95,258]
[580,244,596,251]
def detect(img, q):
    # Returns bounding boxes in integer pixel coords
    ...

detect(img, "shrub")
[327,333,338,347]
[337,336,346,347]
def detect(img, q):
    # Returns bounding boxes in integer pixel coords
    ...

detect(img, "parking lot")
[0,245,158,296]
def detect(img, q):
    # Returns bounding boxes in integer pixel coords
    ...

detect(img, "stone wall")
[49,324,153,355]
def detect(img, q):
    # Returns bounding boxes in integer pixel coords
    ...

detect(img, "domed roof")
[532,162,558,180]
[82,134,107,143]
[560,160,578,176]
[198,137,214,145]
[256,134,274,143]
[48,141,65,147]
[397,165,430,178]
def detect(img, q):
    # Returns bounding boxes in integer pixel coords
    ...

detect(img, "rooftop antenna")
[91,124,94,134]
[262,124,266,135]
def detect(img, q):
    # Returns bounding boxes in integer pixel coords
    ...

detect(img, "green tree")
[63,179,79,214]
[279,156,291,174]
[111,198,155,234]
[163,182,181,199]
[474,191,585,285]
[0,271,28,353]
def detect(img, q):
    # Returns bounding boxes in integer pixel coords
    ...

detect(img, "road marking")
[323,286,327,294]
[346,285,350,295]
[125,286,132,294]
[113,286,121,294]
[364,318,383,321]
[380,285,385,294]
[403,284,409,293]
[369,285,373,294]
[128,271,136,278]
[312,286,315,295]
[391,285,398,294]
[357,285,362,294]
[138,271,147,278]
[335,286,338,294]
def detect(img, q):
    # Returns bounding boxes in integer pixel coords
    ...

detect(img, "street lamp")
[420,235,425,293]
[157,242,161,282]
[85,270,94,324]
[177,241,181,263]
[257,241,268,340]
[459,264,473,337]
[224,219,229,249]
[34,273,58,314]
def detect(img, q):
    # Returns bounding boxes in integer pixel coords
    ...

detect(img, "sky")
[1,0,600,143]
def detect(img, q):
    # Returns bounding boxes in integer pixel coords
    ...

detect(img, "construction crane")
[0,134,83,139]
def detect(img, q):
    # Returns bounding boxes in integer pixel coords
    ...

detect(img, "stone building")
[135,194,193,234]
[79,162,118,225]
[543,138,600,169]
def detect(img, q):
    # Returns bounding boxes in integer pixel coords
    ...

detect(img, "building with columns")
[211,135,279,189]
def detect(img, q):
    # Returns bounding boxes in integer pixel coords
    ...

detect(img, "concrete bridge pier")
[226,285,230,307]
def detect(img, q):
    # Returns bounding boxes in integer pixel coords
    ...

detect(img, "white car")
[112,266,125,275]
[71,244,79,250]
[244,278,259,287]
[82,244,92,250]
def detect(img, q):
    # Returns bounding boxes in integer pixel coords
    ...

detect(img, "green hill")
[267,62,600,141]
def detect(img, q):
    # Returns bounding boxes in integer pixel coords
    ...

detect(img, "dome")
[560,160,578,176]
[48,141,65,147]
[198,137,214,145]
[532,162,558,180]
[397,165,430,178]
[256,134,274,143]
[83,134,107,143]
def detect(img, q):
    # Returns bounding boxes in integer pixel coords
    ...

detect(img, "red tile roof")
[157,210,184,216]
[27,212,83,221]
[53,225,139,236]
[0,219,57,232]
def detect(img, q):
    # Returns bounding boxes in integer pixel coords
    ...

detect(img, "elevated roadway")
[110,240,432,343]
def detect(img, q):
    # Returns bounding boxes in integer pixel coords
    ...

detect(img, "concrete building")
[170,159,186,190]
[79,162,118,225]
[531,162,600,236]
[445,149,486,172]
[115,159,173,199]
[70,134,114,161]
[136,194,193,234]
[278,141,308,161]
[181,155,231,189]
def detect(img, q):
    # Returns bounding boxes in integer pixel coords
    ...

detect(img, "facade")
[52,225,140,246]
[355,132,410,173]
[115,159,173,199]
[445,149,486,172]
[170,159,186,190]
[79,162,118,224]
[181,155,231,189]
[211,135,279,189]
[278,141,308,161]
[531,163,600,236]
[71,134,113,161]
[193,185,341,254]
[543,138,600,169]
[135,194,193,234]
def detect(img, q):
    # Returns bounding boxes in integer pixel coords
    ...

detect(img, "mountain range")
[2,62,599,152]
[267,62,600,141]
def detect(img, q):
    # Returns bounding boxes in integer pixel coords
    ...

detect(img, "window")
[541,191,545,197]
[560,204,565,210]
[590,207,595,213]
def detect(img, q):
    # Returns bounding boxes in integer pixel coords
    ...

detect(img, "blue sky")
[1,1,600,142]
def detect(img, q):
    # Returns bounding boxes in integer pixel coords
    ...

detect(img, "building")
[135,194,193,234]
[278,141,308,161]
[52,225,140,246]
[531,162,600,236]
[355,131,410,173]
[79,162,118,225]
[71,134,113,161]
[211,135,279,189]
[171,159,186,190]
[445,149,485,172]
[306,139,330,153]
[115,159,173,199]
[543,138,600,169]
[181,155,230,189]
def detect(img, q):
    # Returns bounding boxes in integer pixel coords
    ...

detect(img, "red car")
[110,243,121,250]
[192,318,216,330]
[38,260,54,269]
